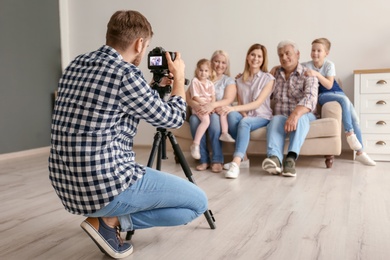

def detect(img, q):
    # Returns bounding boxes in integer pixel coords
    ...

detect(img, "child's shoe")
[190,144,201,160]
[355,152,376,166]
[219,133,235,142]
[346,134,362,151]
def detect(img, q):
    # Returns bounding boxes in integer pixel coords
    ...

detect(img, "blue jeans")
[227,111,270,159]
[189,113,223,164]
[266,113,317,164]
[88,167,208,232]
[319,91,363,148]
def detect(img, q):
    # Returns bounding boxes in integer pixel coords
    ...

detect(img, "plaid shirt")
[272,63,318,116]
[48,45,186,215]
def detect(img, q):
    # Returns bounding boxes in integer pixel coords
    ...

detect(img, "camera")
[147,47,189,100]
[148,47,175,71]
[148,47,175,99]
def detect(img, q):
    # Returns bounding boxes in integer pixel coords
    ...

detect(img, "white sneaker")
[347,134,362,151]
[223,159,250,170]
[225,162,240,179]
[190,144,200,160]
[355,152,376,166]
[219,133,235,142]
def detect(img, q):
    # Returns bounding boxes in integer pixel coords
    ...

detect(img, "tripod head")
[150,70,172,99]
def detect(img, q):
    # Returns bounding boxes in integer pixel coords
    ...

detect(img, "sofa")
[169,101,342,168]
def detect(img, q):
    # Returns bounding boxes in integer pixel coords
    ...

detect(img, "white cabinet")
[354,69,390,161]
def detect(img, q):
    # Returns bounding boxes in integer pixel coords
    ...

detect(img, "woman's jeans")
[319,91,363,147]
[227,111,270,159]
[189,113,223,164]
[88,167,208,232]
[266,113,317,164]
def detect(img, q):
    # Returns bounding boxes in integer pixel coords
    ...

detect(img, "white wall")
[60,0,390,146]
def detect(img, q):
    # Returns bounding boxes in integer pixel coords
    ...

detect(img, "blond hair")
[194,58,212,79]
[312,38,331,51]
[209,50,231,81]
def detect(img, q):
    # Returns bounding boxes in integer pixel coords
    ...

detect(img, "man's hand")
[284,113,299,133]
[166,52,185,99]
[284,105,311,133]
[167,52,185,85]
[159,73,173,87]
[270,65,280,76]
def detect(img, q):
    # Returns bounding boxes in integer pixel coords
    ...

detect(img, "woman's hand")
[215,105,232,116]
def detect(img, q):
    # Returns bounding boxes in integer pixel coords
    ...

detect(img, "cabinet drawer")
[359,94,390,114]
[360,114,390,134]
[361,134,390,161]
[360,73,390,94]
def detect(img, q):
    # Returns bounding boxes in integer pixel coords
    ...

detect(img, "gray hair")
[277,40,299,53]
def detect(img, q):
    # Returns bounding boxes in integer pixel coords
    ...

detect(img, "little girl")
[302,38,376,166]
[189,59,234,160]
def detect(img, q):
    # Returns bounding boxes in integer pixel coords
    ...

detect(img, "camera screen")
[150,56,162,66]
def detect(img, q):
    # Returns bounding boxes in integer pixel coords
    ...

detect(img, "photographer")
[49,10,208,259]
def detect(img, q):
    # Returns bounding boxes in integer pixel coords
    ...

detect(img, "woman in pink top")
[223,44,275,178]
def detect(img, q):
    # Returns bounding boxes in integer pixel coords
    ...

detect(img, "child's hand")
[305,69,318,78]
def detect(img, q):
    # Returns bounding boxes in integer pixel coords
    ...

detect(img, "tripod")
[126,127,216,240]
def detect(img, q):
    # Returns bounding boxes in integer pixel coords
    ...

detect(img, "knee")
[268,115,285,128]
[238,118,251,129]
[189,115,200,126]
[196,189,209,214]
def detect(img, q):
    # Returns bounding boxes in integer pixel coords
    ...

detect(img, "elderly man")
[262,40,318,177]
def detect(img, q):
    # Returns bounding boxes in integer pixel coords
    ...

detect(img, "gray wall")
[0,0,61,154]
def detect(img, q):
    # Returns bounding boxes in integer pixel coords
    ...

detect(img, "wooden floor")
[1,147,389,260]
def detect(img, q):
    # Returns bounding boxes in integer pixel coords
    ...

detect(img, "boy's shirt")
[302,59,343,94]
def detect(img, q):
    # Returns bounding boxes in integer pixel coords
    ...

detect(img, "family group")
[187,38,376,179]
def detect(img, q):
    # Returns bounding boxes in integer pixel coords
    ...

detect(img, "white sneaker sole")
[262,159,281,175]
[282,172,297,177]
[223,160,250,170]
[225,172,239,179]
[80,220,133,259]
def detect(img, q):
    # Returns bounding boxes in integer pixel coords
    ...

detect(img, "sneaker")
[223,159,250,170]
[346,134,362,151]
[282,157,297,177]
[219,133,235,142]
[80,217,133,259]
[190,144,200,160]
[355,152,376,166]
[225,162,240,178]
[262,156,281,175]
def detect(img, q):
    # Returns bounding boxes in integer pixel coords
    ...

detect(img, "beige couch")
[169,101,342,168]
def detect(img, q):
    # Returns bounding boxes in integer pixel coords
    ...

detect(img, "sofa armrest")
[320,101,342,127]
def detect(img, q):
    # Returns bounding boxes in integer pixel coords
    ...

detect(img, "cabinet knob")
[376,79,387,85]
[376,141,387,146]
[376,120,387,125]
[376,100,387,105]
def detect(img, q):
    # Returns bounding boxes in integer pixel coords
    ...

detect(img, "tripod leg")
[126,130,164,240]
[166,131,216,229]
[147,131,163,168]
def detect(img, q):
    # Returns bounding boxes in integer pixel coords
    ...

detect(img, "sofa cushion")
[249,117,339,141]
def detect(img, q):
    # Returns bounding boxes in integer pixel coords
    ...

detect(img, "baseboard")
[0,146,50,161]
